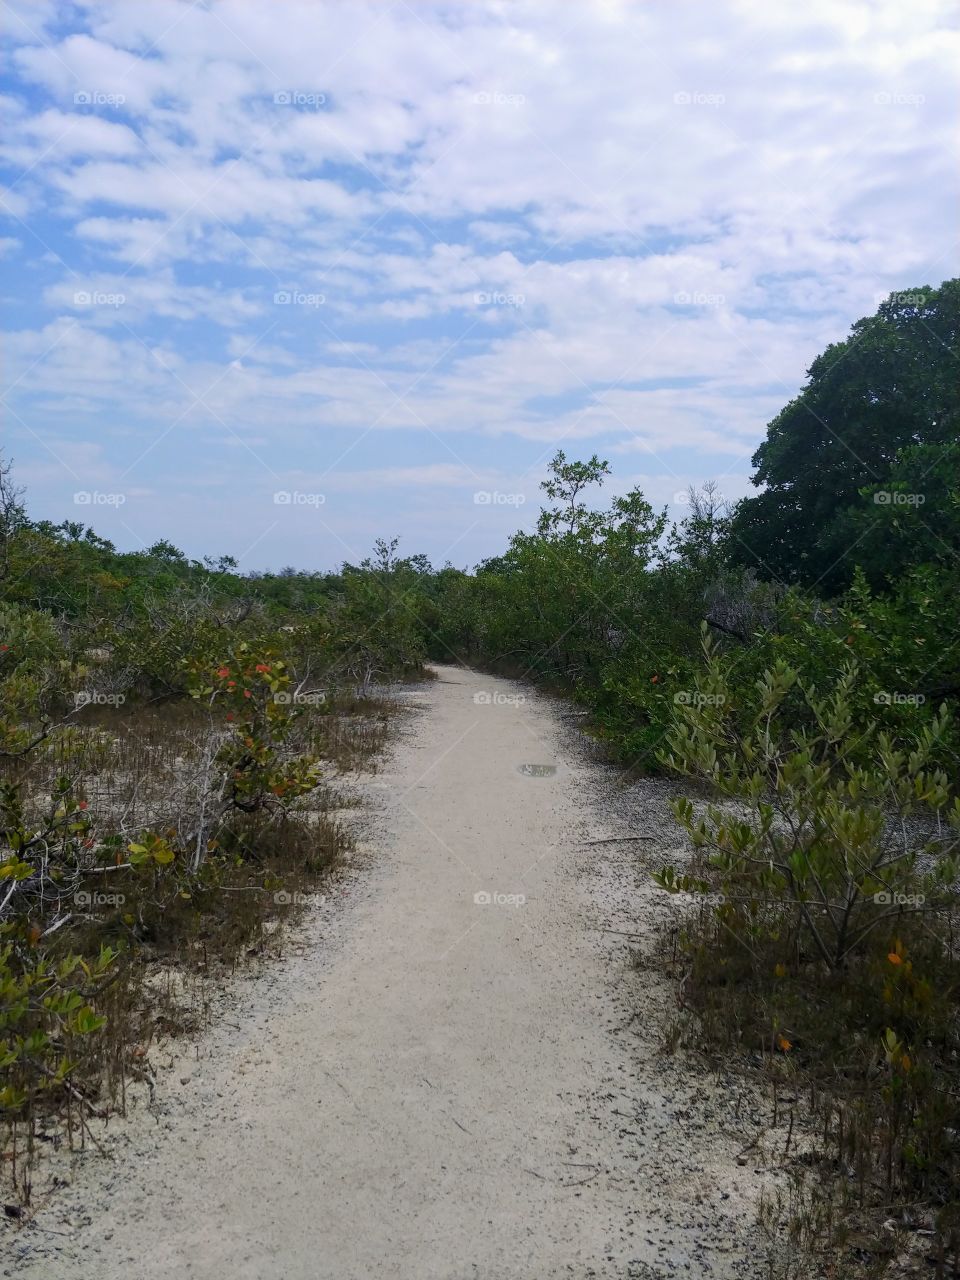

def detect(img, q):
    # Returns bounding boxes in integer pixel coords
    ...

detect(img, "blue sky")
[1,0,956,571]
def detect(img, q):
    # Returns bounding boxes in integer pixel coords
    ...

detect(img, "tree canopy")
[729,279,960,591]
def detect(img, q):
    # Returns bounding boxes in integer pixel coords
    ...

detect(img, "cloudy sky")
[1,0,956,571]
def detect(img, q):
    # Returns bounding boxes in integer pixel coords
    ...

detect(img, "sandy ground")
[6,664,775,1279]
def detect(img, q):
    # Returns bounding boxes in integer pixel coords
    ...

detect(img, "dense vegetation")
[730,280,960,593]
[0,475,428,1200]
[3,280,958,1270]
[403,281,960,1273]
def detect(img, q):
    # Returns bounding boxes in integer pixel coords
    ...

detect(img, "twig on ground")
[581,836,654,845]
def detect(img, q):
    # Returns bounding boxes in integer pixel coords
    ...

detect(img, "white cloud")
[1,0,955,565]
[43,270,262,326]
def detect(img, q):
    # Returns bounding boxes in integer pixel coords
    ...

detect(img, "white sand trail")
[8,665,768,1279]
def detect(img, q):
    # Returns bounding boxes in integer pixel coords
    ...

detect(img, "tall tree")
[730,279,960,592]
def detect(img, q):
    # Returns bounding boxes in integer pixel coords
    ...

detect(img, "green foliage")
[330,538,428,686]
[536,450,611,535]
[187,643,322,815]
[0,455,419,1191]
[0,938,116,1113]
[656,640,960,1247]
[428,450,667,690]
[658,630,959,971]
[730,279,960,590]
[0,604,71,755]
[412,452,958,775]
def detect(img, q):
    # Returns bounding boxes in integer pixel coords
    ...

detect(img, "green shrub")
[657,629,959,971]
[656,634,960,1255]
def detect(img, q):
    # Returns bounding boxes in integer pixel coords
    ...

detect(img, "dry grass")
[1,688,395,1205]
[658,890,960,1278]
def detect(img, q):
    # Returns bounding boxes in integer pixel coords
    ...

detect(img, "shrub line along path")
[11,665,770,1280]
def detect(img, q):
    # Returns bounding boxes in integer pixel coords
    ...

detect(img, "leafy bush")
[0,456,417,1201]
[657,631,959,971]
[656,637,960,1263]
[187,643,322,822]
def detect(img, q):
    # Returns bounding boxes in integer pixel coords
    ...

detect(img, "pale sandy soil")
[5,664,777,1280]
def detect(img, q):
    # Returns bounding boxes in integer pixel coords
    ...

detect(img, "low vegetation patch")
[0,479,423,1205]
[655,635,960,1274]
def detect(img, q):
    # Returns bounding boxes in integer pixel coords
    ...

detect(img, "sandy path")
[9,665,769,1279]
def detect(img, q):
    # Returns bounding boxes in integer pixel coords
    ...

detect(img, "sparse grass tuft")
[1,679,392,1207]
